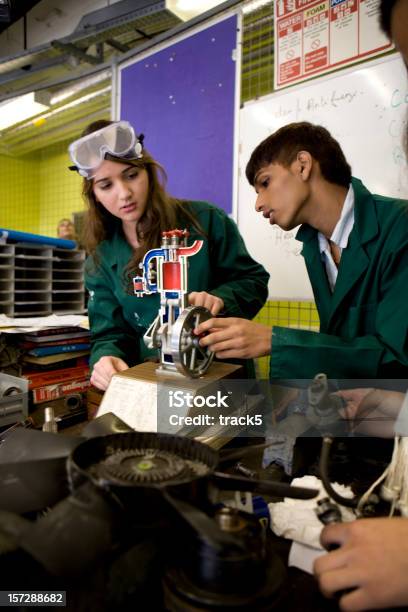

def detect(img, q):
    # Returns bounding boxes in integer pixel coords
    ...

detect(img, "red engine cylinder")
[163,262,181,289]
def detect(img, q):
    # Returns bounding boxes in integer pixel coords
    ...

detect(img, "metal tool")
[0,373,28,428]
[316,497,342,528]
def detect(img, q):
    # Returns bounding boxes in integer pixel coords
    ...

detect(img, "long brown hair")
[80,120,204,277]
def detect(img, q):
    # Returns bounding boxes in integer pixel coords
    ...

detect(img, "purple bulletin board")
[119,15,238,215]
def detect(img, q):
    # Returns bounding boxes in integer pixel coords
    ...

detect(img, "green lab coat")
[270,178,408,379]
[86,200,269,371]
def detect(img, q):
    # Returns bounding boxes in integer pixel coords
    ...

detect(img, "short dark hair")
[379,0,399,38]
[245,122,352,188]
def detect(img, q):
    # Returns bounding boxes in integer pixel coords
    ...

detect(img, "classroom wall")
[1,139,84,237]
[0,152,41,233]
[254,300,319,377]
[37,140,84,237]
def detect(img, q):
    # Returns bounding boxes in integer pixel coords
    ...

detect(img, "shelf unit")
[52,247,86,315]
[0,243,14,317]
[0,242,86,317]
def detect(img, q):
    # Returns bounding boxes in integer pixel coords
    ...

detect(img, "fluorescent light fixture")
[9,86,111,134]
[0,92,50,130]
[167,0,225,20]
[168,0,271,19]
[50,70,111,106]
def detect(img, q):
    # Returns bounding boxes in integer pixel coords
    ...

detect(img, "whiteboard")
[237,54,408,300]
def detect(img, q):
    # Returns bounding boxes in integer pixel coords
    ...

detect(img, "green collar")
[296,177,379,246]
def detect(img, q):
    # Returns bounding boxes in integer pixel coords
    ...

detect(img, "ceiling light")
[167,0,225,20]
[10,86,111,133]
[0,92,51,130]
[50,71,111,106]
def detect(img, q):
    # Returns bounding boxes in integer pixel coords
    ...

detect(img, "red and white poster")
[275,0,392,88]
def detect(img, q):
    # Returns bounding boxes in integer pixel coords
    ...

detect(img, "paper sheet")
[288,541,325,575]
[97,375,157,432]
[0,314,89,332]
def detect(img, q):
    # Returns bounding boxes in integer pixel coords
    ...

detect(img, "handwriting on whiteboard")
[268,85,408,138]
[268,227,303,258]
[269,88,363,122]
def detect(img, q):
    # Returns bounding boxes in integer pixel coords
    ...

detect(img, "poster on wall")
[274,0,392,89]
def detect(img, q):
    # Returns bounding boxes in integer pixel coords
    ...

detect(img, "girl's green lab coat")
[270,178,408,379]
[86,200,269,370]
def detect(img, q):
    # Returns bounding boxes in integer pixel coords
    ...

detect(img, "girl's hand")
[90,355,129,391]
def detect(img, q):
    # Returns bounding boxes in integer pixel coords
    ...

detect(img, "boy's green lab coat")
[270,178,408,379]
[86,201,269,370]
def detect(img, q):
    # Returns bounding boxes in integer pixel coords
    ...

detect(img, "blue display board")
[119,15,238,215]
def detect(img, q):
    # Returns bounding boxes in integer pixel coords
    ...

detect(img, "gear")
[98,448,187,484]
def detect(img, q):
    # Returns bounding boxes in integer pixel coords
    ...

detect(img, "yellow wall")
[254,300,320,378]
[37,139,84,237]
[0,152,41,232]
[1,138,84,237]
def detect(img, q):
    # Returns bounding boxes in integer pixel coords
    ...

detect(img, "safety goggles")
[68,121,143,179]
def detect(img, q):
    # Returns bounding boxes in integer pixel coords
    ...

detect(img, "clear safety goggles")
[68,121,143,179]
